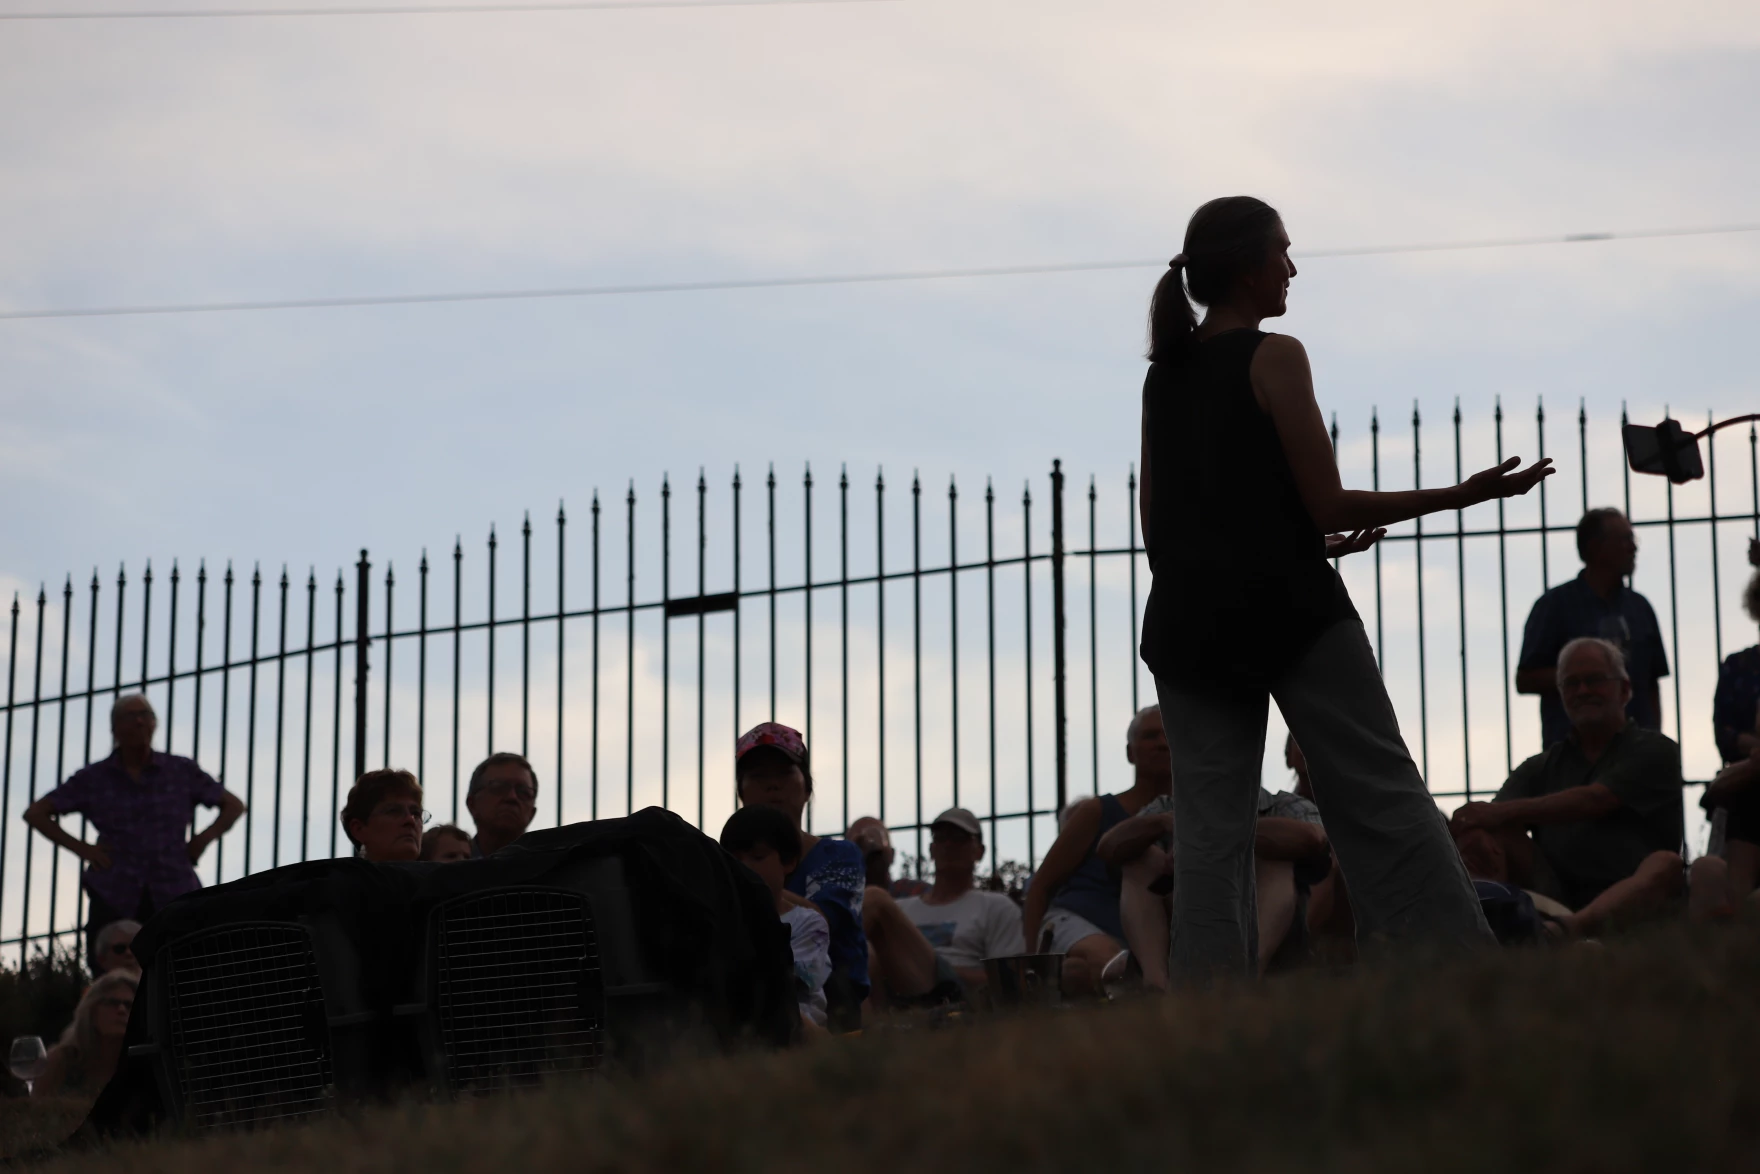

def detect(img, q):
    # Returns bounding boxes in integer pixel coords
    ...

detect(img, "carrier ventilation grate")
[435,888,604,1094]
[166,923,335,1131]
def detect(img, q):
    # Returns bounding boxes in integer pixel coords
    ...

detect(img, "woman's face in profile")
[1248,222,1296,318]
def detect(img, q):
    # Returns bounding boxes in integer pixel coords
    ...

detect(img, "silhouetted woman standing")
[1139,196,1552,979]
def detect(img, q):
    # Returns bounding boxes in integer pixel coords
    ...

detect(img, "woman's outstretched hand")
[1325,529,1386,558]
[1459,457,1554,506]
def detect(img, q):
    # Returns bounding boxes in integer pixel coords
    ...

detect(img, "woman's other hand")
[1324,529,1385,558]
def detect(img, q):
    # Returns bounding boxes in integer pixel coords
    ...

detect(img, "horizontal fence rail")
[2,399,1757,961]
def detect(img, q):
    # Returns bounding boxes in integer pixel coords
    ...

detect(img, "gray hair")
[1125,704,1162,744]
[110,694,153,721]
[1557,637,1628,682]
[95,919,141,960]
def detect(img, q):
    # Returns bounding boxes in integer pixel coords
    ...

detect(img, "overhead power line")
[2,221,1755,323]
[0,0,892,19]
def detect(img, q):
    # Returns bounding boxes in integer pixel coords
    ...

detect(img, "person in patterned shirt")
[24,694,246,971]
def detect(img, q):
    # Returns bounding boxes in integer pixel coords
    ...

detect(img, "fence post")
[1051,459,1068,817]
[353,549,370,785]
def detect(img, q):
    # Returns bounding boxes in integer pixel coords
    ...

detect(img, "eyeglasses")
[479,779,537,801]
[98,998,133,1013]
[1560,672,1619,691]
[371,802,432,824]
[106,943,134,956]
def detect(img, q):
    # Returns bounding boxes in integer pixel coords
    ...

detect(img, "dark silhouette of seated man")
[1453,637,1684,937]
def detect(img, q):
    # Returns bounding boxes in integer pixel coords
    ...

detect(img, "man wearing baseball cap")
[896,808,1025,990]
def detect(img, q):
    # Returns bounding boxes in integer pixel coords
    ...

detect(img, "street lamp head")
[1622,418,1703,484]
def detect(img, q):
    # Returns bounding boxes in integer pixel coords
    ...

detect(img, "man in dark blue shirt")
[1517,508,1668,749]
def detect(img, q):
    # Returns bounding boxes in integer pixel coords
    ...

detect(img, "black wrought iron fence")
[2,398,1756,962]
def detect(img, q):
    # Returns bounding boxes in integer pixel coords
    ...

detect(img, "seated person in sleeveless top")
[35,971,136,1100]
[1452,638,1688,937]
[1021,706,1171,995]
[1099,753,1330,987]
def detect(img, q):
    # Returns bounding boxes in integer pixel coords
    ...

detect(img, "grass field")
[9,922,1760,1173]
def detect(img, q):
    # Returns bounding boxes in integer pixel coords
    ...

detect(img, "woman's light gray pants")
[1156,619,1491,981]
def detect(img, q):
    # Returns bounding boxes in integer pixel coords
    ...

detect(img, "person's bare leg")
[1120,846,1172,989]
[1061,933,1126,997]
[1563,850,1684,937]
[1688,855,1734,923]
[1255,859,1297,977]
[861,886,939,1000]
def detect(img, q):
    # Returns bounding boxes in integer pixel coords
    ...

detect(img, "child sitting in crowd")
[720,804,831,1035]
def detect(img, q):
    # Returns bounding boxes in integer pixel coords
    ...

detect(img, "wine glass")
[9,1035,47,1095]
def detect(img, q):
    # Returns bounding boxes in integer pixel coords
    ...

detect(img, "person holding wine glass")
[1139,196,1554,982]
[31,971,136,1099]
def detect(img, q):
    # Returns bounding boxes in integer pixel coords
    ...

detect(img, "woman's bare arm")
[1251,335,1551,532]
[1139,389,1154,545]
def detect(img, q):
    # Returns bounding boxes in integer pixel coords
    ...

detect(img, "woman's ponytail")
[1145,196,1283,364]
[1146,258,1196,363]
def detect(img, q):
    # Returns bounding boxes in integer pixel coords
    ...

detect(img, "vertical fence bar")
[697,475,707,828]
[1495,401,1512,775]
[1579,401,1590,515]
[1709,413,1724,668]
[216,566,232,879]
[986,479,998,861]
[1371,414,1384,669]
[733,469,742,751]
[626,485,636,816]
[912,473,923,864]
[592,493,602,820]
[838,467,848,823]
[1022,482,1035,865]
[1128,467,1139,714]
[1454,401,1470,801]
[165,563,179,749]
[557,505,566,827]
[1051,460,1068,818]
[330,573,343,857]
[804,467,814,777]
[949,476,960,812]
[662,478,672,812]
[1412,407,1430,781]
[245,565,262,876]
[876,470,887,825]
[301,572,315,862]
[522,514,531,759]
[272,568,288,867]
[1621,405,1633,521]
[1666,472,1683,743]
[1087,475,1098,796]
[1537,401,1551,590]
[112,565,126,705]
[1,596,16,942]
[767,467,777,724]
[19,588,45,961]
[352,553,368,787]
[487,528,497,755]
[418,553,429,787]
[49,578,71,944]
[77,573,98,928]
[451,541,462,819]
[193,564,206,765]
[139,562,152,699]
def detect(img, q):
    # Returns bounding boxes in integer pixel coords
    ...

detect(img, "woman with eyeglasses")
[34,970,136,1099]
[340,769,428,863]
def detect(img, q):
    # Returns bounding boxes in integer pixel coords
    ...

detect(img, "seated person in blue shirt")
[1453,637,1685,937]
[735,722,945,1029]
[1516,509,1668,749]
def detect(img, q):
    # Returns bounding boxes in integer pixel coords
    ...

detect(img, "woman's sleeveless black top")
[1139,329,1356,693]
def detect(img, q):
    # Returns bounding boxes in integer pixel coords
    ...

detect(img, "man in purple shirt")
[23,694,246,970]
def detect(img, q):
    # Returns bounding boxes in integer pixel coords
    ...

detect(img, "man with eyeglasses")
[465,752,539,858]
[1453,637,1684,937]
[23,694,246,973]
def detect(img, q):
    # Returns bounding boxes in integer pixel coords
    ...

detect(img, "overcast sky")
[2,0,1759,877]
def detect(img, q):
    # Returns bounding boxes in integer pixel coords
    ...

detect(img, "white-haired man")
[1453,637,1684,936]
